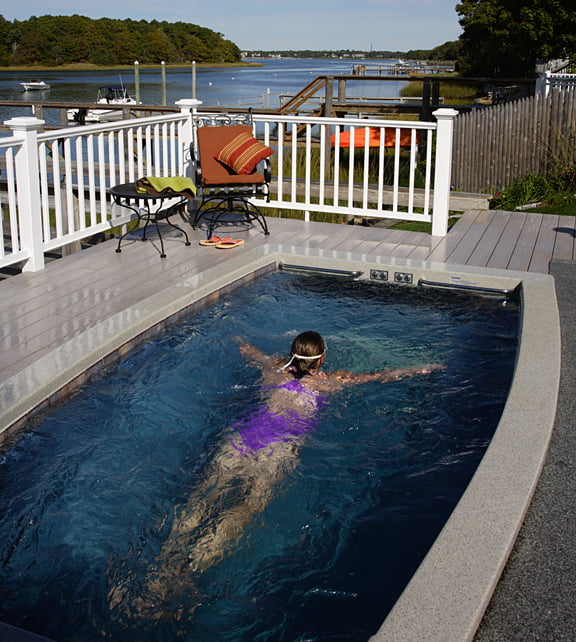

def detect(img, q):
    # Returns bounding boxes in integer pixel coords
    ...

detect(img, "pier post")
[324,76,334,118]
[535,70,551,96]
[431,80,440,109]
[421,79,432,121]
[192,61,197,100]
[432,108,458,237]
[337,78,346,104]
[5,117,45,272]
[134,60,140,105]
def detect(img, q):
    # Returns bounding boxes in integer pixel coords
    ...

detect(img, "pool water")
[0,272,519,641]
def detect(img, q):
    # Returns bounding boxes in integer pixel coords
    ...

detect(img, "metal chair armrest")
[190,142,203,185]
[262,157,272,183]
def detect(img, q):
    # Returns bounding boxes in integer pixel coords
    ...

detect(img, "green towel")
[136,176,197,198]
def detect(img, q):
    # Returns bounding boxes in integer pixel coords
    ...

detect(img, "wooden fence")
[451,86,576,194]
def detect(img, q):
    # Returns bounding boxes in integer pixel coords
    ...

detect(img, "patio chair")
[190,112,273,237]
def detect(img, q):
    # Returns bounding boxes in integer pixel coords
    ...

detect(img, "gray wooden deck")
[1,208,574,407]
[0,205,574,640]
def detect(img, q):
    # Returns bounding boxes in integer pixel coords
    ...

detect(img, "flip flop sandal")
[215,238,245,249]
[198,236,223,246]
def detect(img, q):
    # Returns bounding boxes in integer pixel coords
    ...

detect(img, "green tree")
[0,15,12,64]
[112,31,139,64]
[429,40,461,61]
[456,0,576,77]
[13,29,50,64]
[56,34,87,64]
[212,39,242,63]
[0,14,242,66]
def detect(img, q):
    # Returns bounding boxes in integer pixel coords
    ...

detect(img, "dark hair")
[289,331,326,379]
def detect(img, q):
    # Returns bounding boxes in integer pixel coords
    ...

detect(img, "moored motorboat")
[67,85,138,124]
[20,80,51,91]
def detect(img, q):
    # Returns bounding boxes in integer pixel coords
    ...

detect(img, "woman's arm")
[234,338,273,366]
[327,363,444,386]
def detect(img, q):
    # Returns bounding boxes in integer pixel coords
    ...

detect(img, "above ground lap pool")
[0,272,519,642]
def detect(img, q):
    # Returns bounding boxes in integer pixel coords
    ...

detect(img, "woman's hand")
[415,363,445,375]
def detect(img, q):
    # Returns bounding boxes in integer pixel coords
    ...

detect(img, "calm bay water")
[0,57,408,125]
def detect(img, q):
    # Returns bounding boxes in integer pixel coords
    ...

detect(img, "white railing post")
[535,70,551,97]
[432,108,458,237]
[175,98,202,176]
[5,116,45,271]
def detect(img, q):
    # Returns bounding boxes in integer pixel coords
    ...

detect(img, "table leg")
[112,190,192,258]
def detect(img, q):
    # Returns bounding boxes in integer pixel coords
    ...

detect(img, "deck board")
[507,212,544,272]
[487,212,528,269]
[425,210,479,263]
[467,211,511,268]
[1,209,574,404]
[444,210,498,266]
[529,215,559,273]
[551,215,576,261]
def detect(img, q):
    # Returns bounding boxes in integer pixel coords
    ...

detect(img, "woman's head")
[283,331,326,378]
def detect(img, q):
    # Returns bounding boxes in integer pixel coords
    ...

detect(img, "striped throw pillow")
[215,132,274,175]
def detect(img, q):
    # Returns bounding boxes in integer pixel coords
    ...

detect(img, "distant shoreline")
[0,62,263,72]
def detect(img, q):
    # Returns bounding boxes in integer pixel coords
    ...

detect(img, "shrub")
[490,168,576,211]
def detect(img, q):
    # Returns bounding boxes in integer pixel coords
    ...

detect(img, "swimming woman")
[109,331,442,620]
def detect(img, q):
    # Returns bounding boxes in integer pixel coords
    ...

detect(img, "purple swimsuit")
[231,378,323,454]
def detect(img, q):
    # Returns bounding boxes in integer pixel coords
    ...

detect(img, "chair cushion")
[215,131,274,175]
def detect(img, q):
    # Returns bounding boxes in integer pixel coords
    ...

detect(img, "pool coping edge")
[369,270,560,640]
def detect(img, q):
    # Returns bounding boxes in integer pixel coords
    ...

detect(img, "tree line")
[246,44,459,62]
[250,0,576,79]
[0,14,242,66]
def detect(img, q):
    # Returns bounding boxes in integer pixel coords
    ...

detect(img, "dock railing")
[1,101,458,272]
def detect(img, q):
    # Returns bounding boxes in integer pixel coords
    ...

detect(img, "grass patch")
[389,215,460,234]
[389,220,432,233]
[523,196,576,216]
[400,81,477,105]
[264,208,349,224]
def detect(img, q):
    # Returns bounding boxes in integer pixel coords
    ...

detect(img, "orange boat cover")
[330,127,415,148]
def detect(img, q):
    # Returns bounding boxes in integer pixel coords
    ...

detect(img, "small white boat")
[67,85,138,124]
[21,80,51,91]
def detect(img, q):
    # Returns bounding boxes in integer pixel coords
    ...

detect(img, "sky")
[1,0,462,52]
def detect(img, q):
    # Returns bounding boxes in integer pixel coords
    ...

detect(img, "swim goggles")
[281,346,326,370]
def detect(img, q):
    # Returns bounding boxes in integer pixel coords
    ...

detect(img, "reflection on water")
[0,57,408,125]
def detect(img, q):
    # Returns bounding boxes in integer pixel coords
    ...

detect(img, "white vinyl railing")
[535,69,576,96]
[1,100,457,272]
[252,113,439,224]
[1,111,191,271]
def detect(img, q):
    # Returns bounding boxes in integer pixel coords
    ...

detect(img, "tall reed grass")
[265,142,428,223]
[400,81,477,105]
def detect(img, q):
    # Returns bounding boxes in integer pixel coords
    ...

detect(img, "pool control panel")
[370,269,415,284]
[394,272,414,284]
